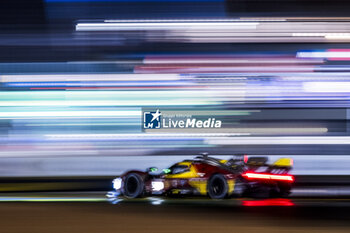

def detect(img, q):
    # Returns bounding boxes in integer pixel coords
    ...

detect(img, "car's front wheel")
[207,174,228,199]
[123,173,145,198]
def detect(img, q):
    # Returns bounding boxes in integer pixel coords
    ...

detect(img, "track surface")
[0,194,350,233]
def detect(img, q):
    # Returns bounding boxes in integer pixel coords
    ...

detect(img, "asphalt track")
[0,193,350,233]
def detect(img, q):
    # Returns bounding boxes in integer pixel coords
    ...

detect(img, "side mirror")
[147,167,158,173]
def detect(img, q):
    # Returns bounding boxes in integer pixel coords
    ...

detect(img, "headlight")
[151,181,164,191]
[113,178,122,190]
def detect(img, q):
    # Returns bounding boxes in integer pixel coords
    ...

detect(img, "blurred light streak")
[0,150,101,157]
[0,74,181,82]
[4,81,191,87]
[0,110,140,118]
[206,136,350,145]
[291,187,350,197]
[297,49,350,60]
[303,82,350,93]
[147,197,164,205]
[293,33,350,39]
[0,100,218,107]
[134,65,315,73]
[242,172,294,182]
[280,73,350,81]
[25,123,141,126]
[194,72,350,80]
[2,155,350,176]
[27,87,197,90]
[75,22,259,31]
[327,49,350,61]
[315,66,350,72]
[0,197,105,202]
[103,19,284,23]
[148,128,328,134]
[143,56,323,64]
[0,90,232,98]
[165,36,350,43]
[74,20,350,43]
[45,133,251,140]
[0,90,224,106]
[143,110,258,116]
[242,199,294,206]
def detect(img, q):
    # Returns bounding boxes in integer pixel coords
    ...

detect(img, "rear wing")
[272,158,293,167]
[267,158,293,174]
[246,157,293,174]
[247,157,268,166]
[243,157,294,182]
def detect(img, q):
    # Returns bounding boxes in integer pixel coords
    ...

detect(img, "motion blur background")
[2,1,350,233]
[1,0,350,189]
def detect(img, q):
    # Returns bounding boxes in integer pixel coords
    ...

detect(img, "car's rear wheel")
[123,173,144,198]
[207,174,228,199]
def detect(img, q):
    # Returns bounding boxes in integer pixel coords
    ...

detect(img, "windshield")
[167,165,190,174]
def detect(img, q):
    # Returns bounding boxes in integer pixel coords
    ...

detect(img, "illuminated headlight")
[113,178,122,190]
[151,181,164,191]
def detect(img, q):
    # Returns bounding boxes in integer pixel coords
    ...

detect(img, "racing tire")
[207,174,228,199]
[123,173,145,198]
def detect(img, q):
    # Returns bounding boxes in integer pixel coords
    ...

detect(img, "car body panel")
[273,158,293,167]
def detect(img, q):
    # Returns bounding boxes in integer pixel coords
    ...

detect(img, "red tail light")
[242,198,294,206]
[242,172,294,182]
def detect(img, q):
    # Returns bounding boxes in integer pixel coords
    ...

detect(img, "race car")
[109,154,294,199]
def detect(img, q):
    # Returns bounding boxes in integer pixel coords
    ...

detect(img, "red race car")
[109,154,294,199]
